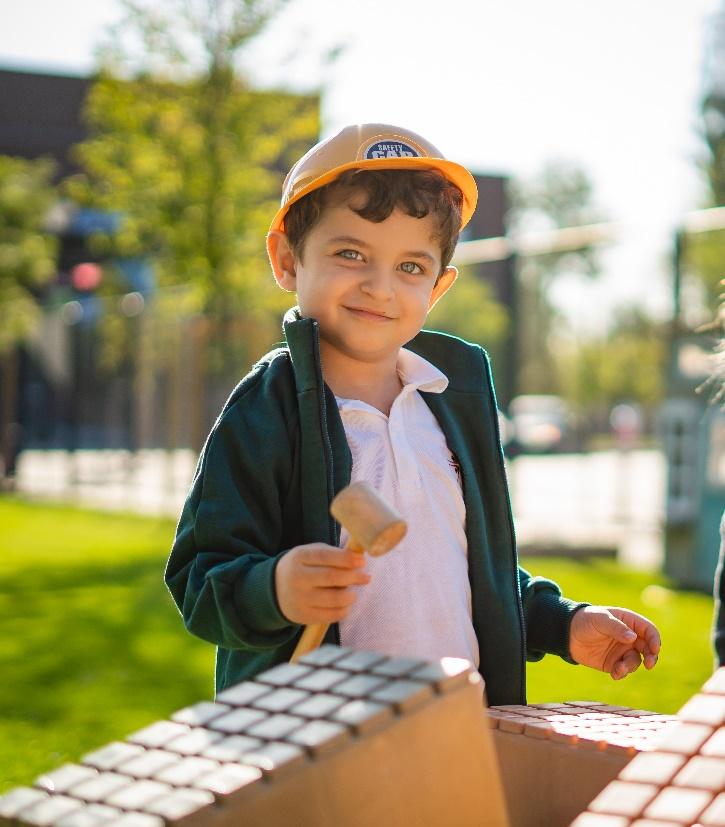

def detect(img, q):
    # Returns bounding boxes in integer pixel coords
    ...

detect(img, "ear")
[427,266,457,311]
[266,230,297,291]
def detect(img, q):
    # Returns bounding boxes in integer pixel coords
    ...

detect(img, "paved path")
[14,448,666,569]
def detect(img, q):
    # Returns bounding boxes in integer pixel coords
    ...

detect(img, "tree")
[684,0,725,325]
[426,266,509,356]
[0,155,58,482]
[555,307,667,419]
[0,156,58,353]
[65,0,319,364]
[507,161,604,395]
[64,0,320,449]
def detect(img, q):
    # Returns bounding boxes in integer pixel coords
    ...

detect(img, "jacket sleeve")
[164,380,299,652]
[518,566,590,663]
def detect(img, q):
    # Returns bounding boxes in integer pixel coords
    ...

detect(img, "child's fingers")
[300,545,367,569]
[310,586,358,610]
[611,649,642,680]
[310,566,370,588]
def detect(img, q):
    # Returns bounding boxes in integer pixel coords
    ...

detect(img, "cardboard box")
[488,701,677,827]
[0,647,509,827]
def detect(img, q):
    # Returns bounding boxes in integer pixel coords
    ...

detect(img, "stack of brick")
[0,646,508,827]
[571,667,725,826]
[488,698,678,826]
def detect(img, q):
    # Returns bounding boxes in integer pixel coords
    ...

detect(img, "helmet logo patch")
[364,140,420,160]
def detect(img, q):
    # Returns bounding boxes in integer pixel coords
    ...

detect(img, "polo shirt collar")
[397,347,448,395]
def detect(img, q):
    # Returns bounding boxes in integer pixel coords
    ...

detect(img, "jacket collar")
[282,306,487,396]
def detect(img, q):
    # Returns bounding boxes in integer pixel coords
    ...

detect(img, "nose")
[359,265,395,301]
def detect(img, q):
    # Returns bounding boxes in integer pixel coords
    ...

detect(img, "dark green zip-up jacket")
[165,308,586,705]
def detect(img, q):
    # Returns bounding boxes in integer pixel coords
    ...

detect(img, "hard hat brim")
[269,156,478,235]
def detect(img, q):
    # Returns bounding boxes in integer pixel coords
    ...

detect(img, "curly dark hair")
[283,168,464,275]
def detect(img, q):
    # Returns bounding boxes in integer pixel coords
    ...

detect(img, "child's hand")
[275,543,371,625]
[568,605,661,680]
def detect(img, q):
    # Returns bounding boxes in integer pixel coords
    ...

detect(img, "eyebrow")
[326,236,438,264]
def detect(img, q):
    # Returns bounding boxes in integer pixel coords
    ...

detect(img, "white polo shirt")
[336,348,480,667]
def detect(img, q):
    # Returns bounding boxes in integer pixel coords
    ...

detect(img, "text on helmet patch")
[364,140,420,160]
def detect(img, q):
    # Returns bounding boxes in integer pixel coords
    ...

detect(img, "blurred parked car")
[508,394,572,454]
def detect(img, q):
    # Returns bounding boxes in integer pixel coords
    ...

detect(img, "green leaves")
[0,156,58,353]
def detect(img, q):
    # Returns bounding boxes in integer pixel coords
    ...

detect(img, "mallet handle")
[289,536,363,663]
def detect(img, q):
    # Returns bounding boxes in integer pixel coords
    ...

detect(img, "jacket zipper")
[311,321,342,646]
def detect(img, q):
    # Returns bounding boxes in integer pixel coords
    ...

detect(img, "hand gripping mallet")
[289,481,407,663]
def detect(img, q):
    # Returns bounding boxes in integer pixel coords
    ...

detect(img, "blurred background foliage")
[0,156,58,354]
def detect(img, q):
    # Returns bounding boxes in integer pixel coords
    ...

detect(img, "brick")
[643,787,713,822]
[409,658,472,693]
[549,728,579,745]
[250,688,309,713]
[369,680,433,712]
[672,755,725,791]
[330,674,389,699]
[115,750,179,780]
[163,728,224,756]
[704,668,725,695]
[153,757,219,787]
[206,708,267,735]
[105,780,173,810]
[67,774,131,804]
[240,741,306,778]
[332,650,387,673]
[214,682,270,707]
[297,644,351,667]
[144,789,215,826]
[330,699,393,735]
[255,662,312,687]
[702,728,725,757]
[16,795,83,826]
[700,793,725,825]
[570,815,631,826]
[656,722,714,754]
[286,720,350,755]
[171,703,230,728]
[245,713,305,741]
[566,701,610,708]
[127,722,190,750]
[55,804,120,827]
[371,656,426,678]
[619,751,687,785]
[82,744,144,772]
[106,815,164,827]
[292,668,349,693]
[498,717,526,735]
[678,694,725,727]
[0,789,48,822]
[289,693,346,719]
[523,722,553,740]
[192,765,262,800]
[589,781,658,817]
[34,765,98,794]
[201,736,263,763]
[630,821,683,827]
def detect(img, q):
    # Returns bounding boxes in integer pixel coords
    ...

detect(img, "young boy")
[165,123,660,705]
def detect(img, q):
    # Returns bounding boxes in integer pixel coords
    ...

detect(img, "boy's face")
[269,192,456,371]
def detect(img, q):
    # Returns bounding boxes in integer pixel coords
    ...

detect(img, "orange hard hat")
[269,123,478,234]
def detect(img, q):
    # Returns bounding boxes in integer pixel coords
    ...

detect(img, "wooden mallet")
[289,481,407,663]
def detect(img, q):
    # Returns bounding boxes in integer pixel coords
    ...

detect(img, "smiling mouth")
[344,306,394,321]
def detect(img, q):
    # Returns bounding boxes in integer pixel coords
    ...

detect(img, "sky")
[0,0,721,331]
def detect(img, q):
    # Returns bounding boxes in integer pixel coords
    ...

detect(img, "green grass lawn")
[0,497,716,792]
